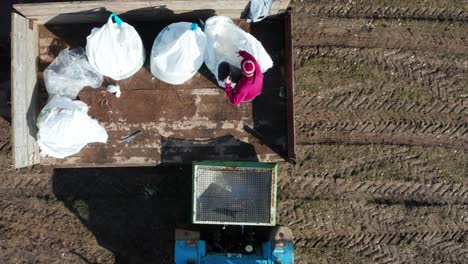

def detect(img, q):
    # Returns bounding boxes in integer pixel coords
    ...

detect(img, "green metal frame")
[192,161,278,226]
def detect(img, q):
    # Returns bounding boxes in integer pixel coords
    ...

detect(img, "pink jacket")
[225,50,264,106]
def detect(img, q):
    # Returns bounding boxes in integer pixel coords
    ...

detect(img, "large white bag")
[37,95,108,159]
[204,16,273,87]
[44,47,103,99]
[151,22,207,85]
[86,14,145,80]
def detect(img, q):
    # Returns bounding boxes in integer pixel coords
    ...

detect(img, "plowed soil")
[1,0,468,263]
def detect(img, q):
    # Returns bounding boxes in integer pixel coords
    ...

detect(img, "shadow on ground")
[250,17,288,160]
[51,135,261,262]
[52,165,193,263]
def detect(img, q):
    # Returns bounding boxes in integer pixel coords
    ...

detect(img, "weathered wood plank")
[14,0,290,24]
[11,13,40,168]
[15,1,266,13]
[40,119,282,167]
[14,1,289,16]
[38,87,283,167]
[31,13,288,167]
[42,134,281,167]
[78,89,251,123]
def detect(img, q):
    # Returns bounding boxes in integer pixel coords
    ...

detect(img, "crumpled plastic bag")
[204,16,273,87]
[86,13,145,80]
[107,84,121,97]
[248,0,273,23]
[44,47,103,99]
[150,22,207,85]
[37,95,108,159]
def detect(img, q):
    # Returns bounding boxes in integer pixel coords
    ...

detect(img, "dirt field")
[1,0,468,263]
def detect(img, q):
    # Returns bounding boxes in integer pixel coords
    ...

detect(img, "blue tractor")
[174,161,294,264]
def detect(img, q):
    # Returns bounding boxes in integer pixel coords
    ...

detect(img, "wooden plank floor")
[37,19,287,166]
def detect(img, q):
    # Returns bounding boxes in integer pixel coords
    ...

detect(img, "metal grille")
[194,165,273,225]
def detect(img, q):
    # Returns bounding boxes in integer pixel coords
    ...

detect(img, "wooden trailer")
[11,0,295,168]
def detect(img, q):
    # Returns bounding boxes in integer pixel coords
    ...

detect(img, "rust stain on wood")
[28,19,37,30]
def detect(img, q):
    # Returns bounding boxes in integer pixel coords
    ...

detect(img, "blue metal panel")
[262,242,272,262]
[174,240,206,264]
[175,240,294,264]
[175,240,196,264]
[271,241,294,264]
[198,241,206,261]
[203,254,268,264]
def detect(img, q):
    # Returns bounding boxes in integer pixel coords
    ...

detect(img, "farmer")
[219,50,264,106]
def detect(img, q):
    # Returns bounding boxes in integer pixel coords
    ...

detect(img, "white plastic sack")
[44,47,103,99]
[204,16,273,87]
[248,0,273,23]
[150,22,207,85]
[86,14,145,80]
[37,95,108,159]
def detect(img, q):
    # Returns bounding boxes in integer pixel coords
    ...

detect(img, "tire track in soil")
[282,177,468,205]
[279,182,468,233]
[280,154,468,206]
[295,47,468,104]
[295,82,468,115]
[0,166,191,263]
[291,2,468,22]
[293,17,468,54]
[296,110,468,149]
[297,151,410,179]
[415,239,468,264]
[0,193,185,264]
[294,145,467,183]
[0,167,175,199]
[293,45,468,149]
[279,144,467,263]
[297,86,467,117]
[0,173,54,198]
[294,148,423,178]
[0,196,114,264]
[278,199,468,264]
[295,232,468,264]
[0,248,70,264]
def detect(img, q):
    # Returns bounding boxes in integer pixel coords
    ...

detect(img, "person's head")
[241,60,255,77]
